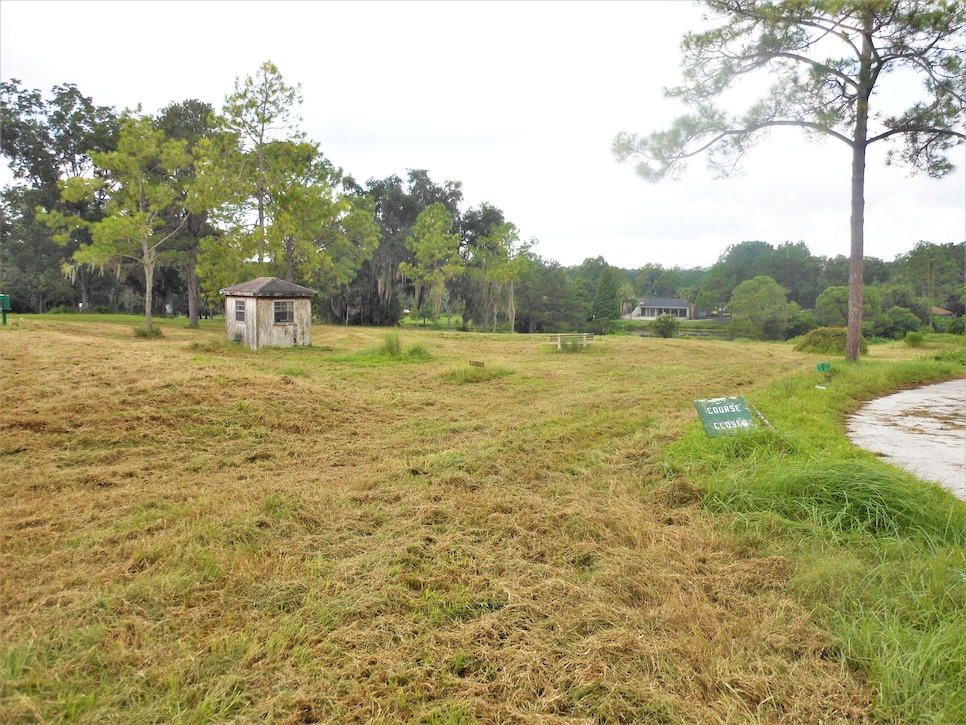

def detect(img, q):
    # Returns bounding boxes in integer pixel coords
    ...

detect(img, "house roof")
[220,277,317,297]
[637,297,689,307]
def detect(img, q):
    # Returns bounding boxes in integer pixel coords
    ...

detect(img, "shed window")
[235,300,245,322]
[274,300,295,324]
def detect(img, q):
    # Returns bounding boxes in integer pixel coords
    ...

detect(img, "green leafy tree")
[488,224,533,333]
[154,99,231,326]
[617,280,637,317]
[459,202,507,329]
[341,171,463,326]
[759,241,827,309]
[635,263,665,297]
[875,305,922,338]
[695,262,734,314]
[256,141,345,284]
[468,221,533,332]
[400,203,462,326]
[900,241,964,320]
[652,268,683,298]
[320,193,381,323]
[591,265,622,322]
[0,80,118,311]
[50,113,189,330]
[515,256,583,333]
[814,285,853,327]
[614,0,966,360]
[815,284,882,332]
[571,256,608,302]
[727,275,799,340]
[221,60,303,266]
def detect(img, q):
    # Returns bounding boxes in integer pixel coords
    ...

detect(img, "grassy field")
[2,316,963,723]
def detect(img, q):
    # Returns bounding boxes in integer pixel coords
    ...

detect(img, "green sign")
[694,396,757,437]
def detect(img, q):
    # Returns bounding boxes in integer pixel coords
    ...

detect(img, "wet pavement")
[847,379,966,501]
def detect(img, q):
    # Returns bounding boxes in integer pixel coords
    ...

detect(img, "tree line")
[0,63,538,332]
[1,63,962,339]
[567,239,964,340]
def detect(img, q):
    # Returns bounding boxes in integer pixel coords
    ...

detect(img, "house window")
[274,300,294,324]
[235,300,245,322]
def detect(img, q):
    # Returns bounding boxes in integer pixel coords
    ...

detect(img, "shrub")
[794,326,867,355]
[903,331,924,348]
[650,313,680,338]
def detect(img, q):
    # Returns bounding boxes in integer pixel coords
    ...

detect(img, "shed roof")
[220,277,317,298]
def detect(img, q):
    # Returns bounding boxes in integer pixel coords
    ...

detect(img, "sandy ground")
[847,379,966,501]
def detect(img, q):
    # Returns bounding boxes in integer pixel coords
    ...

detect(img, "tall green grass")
[706,459,966,545]
[665,353,966,722]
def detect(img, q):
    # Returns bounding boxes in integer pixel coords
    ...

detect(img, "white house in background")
[220,277,317,350]
[625,297,692,321]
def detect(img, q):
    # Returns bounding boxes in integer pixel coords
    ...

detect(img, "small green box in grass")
[817,361,831,372]
[694,396,757,437]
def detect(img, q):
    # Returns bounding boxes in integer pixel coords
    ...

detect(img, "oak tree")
[728,275,800,339]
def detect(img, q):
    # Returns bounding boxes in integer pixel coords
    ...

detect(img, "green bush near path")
[666,354,966,723]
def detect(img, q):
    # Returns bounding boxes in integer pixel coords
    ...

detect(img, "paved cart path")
[847,378,966,501]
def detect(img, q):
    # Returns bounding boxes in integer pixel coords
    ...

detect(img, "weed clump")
[933,346,966,364]
[133,325,163,338]
[794,326,866,355]
[382,330,403,357]
[372,331,431,362]
[441,366,513,384]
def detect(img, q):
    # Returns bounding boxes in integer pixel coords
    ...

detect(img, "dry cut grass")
[1,318,872,723]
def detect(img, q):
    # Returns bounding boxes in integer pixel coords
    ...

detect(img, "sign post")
[693,396,757,437]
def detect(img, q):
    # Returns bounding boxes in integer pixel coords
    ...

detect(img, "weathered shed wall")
[225,296,256,348]
[224,295,312,350]
[253,298,313,348]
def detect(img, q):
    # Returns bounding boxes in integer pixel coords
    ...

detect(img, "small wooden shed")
[220,277,317,350]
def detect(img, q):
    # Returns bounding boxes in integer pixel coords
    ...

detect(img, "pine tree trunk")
[187,247,199,328]
[507,280,516,333]
[78,265,91,312]
[143,254,154,331]
[846,14,874,362]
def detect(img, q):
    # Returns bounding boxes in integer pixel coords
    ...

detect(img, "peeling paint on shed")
[220,277,317,350]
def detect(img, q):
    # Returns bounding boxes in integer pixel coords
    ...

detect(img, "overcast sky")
[1,0,963,270]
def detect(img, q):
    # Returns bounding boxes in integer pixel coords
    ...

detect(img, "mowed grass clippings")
[2,318,870,723]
